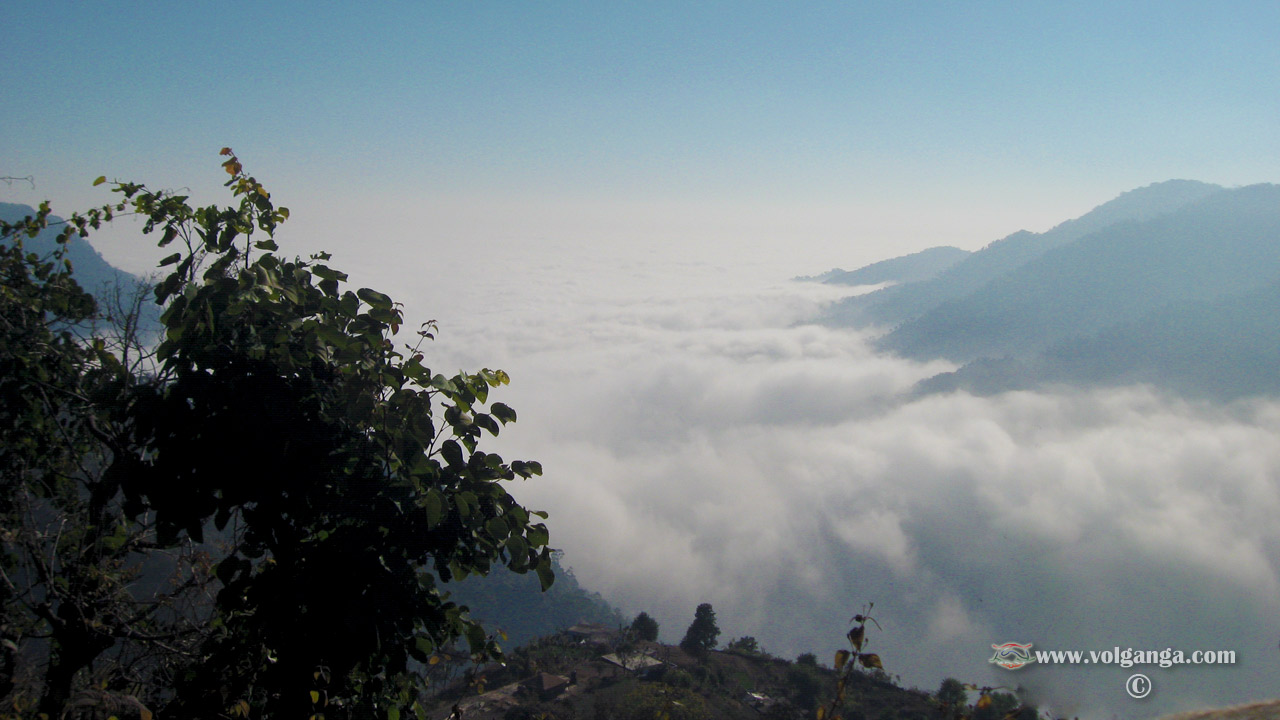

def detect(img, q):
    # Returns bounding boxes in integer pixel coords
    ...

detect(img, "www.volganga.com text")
[1033,647,1235,668]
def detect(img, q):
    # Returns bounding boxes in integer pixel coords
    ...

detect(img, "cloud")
[370,236,1280,719]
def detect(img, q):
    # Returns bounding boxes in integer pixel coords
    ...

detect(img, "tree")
[678,603,719,656]
[725,636,759,654]
[935,677,968,718]
[0,150,554,718]
[629,611,659,642]
[795,652,818,667]
[972,690,1020,720]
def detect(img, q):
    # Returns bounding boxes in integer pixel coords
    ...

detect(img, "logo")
[1126,673,1152,699]
[989,642,1036,670]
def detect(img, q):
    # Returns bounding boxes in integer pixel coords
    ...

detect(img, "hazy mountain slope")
[824,180,1225,327]
[1039,277,1280,398]
[440,556,624,649]
[1,201,162,334]
[805,246,969,286]
[880,183,1280,363]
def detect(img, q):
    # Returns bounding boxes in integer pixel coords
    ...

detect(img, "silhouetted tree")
[936,677,968,718]
[0,151,553,719]
[630,611,660,642]
[679,603,719,656]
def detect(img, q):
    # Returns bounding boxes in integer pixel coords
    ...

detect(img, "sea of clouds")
[330,225,1280,719]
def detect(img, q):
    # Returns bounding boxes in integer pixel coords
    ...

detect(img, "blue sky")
[7,2,1280,274]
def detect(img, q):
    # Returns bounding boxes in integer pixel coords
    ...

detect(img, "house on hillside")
[564,622,616,646]
[518,672,569,701]
[600,651,665,678]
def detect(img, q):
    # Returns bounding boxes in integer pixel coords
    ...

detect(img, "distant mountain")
[823,180,1225,328]
[882,184,1280,362]
[811,182,1280,400]
[801,246,969,287]
[922,276,1280,399]
[1,201,161,335]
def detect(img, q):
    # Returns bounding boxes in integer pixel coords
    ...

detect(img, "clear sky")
[6,1,1280,274]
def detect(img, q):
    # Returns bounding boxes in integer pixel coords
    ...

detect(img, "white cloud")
[361,234,1280,719]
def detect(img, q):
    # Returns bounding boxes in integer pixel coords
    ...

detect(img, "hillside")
[0,201,162,335]
[821,180,1225,328]
[439,555,625,650]
[423,629,959,720]
[810,181,1280,400]
[802,246,969,287]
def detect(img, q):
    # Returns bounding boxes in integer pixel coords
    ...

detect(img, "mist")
[319,223,1280,719]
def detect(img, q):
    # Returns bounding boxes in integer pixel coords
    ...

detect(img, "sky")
[7,2,1280,274]
[7,3,1280,717]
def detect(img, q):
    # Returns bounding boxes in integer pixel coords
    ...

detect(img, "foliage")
[784,664,824,712]
[971,691,1018,720]
[678,603,720,657]
[629,611,659,642]
[1,195,211,718]
[610,684,707,720]
[796,652,818,667]
[725,636,760,654]
[935,678,967,718]
[0,150,553,718]
[816,604,883,720]
[660,667,694,689]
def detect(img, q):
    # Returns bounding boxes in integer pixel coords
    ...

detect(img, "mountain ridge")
[808,180,1280,400]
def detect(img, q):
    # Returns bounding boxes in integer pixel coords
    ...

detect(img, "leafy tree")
[725,636,759,654]
[972,690,1019,720]
[796,652,818,667]
[784,664,823,712]
[678,603,719,656]
[613,684,707,720]
[935,677,968,718]
[0,151,553,718]
[629,611,659,642]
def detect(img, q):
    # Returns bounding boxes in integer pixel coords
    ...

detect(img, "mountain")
[811,182,1280,400]
[1,201,162,335]
[882,183,1280,362]
[822,180,1225,328]
[921,275,1280,399]
[800,246,969,287]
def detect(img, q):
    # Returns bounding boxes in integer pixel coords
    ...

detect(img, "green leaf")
[535,551,555,591]
[422,490,444,528]
[490,402,517,424]
[486,516,509,540]
[93,175,107,186]
[526,524,549,548]
[159,252,182,267]
[505,534,527,563]
[357,287,394,309]
[440,440,463,468]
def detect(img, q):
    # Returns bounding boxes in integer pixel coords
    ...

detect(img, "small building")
[519,672,569,701]
[600,652,665,678]
[565,622,616,645]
